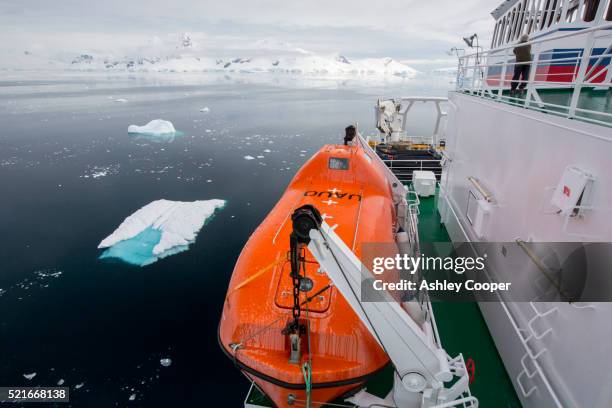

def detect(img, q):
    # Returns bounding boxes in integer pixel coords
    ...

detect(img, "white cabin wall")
[441,92,612,407]
[444,92,612,243]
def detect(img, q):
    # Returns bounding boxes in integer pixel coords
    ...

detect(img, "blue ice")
[99,226,188,266]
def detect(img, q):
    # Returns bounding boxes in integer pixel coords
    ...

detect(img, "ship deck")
[244,189,521,407]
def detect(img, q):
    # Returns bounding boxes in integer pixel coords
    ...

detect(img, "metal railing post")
[456,58,463,91]
[525,42,540,108]
[498,48,509,99]
[470,55,477,94]
[569,31,596,118]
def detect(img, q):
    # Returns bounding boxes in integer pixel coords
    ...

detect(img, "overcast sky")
[0,0,497,62]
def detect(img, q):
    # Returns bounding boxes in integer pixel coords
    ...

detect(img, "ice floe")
[81,164,120,180]
[23,372,37,380]
[199,107,210,113]
[1,268,63,299]
[128,119,176,136]
[98,199,225,266]
[244,155,255,160]
[160,358,172,367]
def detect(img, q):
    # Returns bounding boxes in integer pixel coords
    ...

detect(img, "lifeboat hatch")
[274,259,332,313]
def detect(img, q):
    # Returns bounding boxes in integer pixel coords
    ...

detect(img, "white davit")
[127,119,176,135]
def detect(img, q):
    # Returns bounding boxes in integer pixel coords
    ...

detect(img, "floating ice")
[75,383,84,389]
[57,379,65,386]
[23,372,37,380]
[81,164,120,180]
[98,199,225,266]
[199,107,210,113]
[244,155,255,160]
[160,358,172,367]
[129,393,136,401]
[128,120,176,136]
[115,98,128,103]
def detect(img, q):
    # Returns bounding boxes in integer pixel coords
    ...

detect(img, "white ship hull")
[439,91,612,407]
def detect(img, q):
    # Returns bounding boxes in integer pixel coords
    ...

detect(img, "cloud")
[0,0,495,61]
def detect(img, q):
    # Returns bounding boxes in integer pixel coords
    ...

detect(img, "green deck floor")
[418,193,521,408]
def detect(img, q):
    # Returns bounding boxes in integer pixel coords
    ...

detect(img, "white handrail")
[455,22,611,126]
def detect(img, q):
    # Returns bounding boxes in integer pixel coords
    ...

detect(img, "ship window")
[506,12,514,42]
[500,16,507,44]
[583,0,601,21]
[514,4,523,39]
[328,157,349,170]
[548,0,559,26]
[492,22,499,47]
[510,8,518,40]
[541,0,551,29]
[515,2,525,39]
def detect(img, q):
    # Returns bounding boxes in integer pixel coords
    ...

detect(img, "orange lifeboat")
[219,129,400,407]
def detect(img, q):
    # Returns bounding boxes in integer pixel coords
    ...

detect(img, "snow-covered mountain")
[3,33,419,79]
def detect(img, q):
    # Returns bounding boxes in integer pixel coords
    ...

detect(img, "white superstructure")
[436,2,612,407]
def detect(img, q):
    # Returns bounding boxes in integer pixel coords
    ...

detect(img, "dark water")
[0,73,451,407]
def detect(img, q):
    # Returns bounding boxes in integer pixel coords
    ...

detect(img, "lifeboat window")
[328,157,349,170]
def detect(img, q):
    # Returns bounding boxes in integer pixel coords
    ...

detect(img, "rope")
[301,361,312,408]
[227,256,285,296]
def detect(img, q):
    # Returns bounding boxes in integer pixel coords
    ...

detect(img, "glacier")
[98,199,226,266]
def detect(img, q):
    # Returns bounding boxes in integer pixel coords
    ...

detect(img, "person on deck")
[511,34,532,96]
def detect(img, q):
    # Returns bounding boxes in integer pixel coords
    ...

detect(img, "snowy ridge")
[98,199,225,256]
[66,55,419,77]
[5,33,419,79]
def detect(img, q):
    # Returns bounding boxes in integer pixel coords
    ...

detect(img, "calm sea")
[0,72,451,407]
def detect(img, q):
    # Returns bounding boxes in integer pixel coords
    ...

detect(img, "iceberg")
[98,199,225,266]
[128,119,176,136]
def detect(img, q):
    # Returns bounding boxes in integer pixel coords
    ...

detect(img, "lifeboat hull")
[219,141,398,407]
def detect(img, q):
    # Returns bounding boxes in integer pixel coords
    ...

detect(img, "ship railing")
[357,133,412,231]
[382,158,442,183]
[455,21,612,127]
